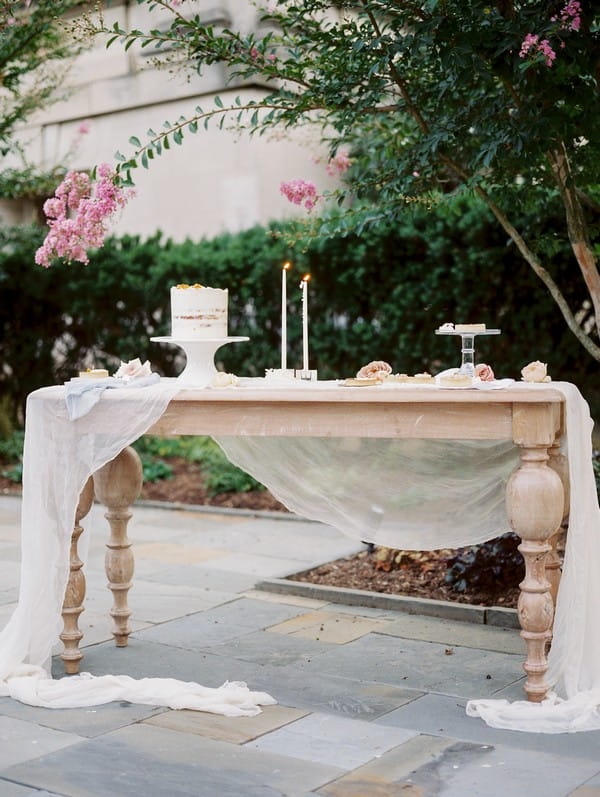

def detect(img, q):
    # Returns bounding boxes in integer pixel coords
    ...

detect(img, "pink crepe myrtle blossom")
[552,1,581,31]
[249,46,277,64]
[519,33,556,67]
[35,164,132,267]
[326,148,352,177]
[77,121,90,136]
[280,179,320,211]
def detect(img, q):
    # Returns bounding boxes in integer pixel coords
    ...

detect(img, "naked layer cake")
[170,284,228,338]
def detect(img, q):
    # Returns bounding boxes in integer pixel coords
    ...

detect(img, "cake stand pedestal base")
[151,336,249,387]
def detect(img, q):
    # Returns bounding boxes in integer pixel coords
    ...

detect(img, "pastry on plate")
[342,377,381,387]
[438,372,473,388]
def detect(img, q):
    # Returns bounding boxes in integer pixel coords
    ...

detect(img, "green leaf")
[129,136,141,148]
[114,151,126,162]
[214,95,223,108]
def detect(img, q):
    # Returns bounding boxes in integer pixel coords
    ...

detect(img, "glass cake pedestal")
[435,328,501,377]
[151,336,249,387]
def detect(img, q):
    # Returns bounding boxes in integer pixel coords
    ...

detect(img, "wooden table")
[65,385,567,702]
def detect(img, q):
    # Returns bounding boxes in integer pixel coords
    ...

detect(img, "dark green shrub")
[0,430,24,463]
[1,462,22,483]
[140,458,173,483]
[130,434,263,494]
[1,197,598,424]
[444,533,524,595]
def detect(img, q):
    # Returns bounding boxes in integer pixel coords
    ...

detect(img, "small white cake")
[78,368,109,379]
[454,323,486,333]
[170,284,228,338]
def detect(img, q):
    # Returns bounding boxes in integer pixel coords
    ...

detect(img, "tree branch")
[576,188,600,215]
[476,185,600,360]
[360,2,600,360]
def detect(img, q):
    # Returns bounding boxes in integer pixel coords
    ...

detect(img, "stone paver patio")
[0,494,599,797]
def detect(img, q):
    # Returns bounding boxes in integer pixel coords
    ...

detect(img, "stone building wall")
[8,0,338,240]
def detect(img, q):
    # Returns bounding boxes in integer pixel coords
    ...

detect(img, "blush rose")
[475,363,495,382]
[356,361,393,381]
[114,358,152,380]
[521,361,551,383]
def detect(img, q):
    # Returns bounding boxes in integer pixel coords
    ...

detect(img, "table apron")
[147,400,521,439]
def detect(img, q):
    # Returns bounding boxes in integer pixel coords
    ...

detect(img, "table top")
[172,383,565,404]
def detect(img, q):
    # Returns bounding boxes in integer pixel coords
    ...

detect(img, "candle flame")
[301,274,311,283]
[282,261,291,271]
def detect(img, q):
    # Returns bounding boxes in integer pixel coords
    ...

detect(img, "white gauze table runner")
[0,382,275,716]
[1,379,599,731]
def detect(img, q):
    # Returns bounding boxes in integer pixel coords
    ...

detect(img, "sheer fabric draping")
[215,437,520,551]
[2,379,600,731]
[0,382,275,716]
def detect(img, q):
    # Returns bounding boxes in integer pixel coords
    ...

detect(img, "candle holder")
[295,369,318,381]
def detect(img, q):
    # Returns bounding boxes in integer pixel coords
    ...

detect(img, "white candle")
[300,274,311,370]
[281,262,290,369]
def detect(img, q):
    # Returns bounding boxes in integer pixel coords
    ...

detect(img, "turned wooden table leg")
[61,476,94,674]
[93,446,142,647]
[507,444,564,702]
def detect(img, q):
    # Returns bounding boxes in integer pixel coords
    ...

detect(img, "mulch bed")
[289,548,520,608]
[1,459,519,608]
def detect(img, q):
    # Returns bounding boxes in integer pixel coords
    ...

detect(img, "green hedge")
[1,200,598,424]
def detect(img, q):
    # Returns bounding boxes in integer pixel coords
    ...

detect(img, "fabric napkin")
[473,378,515,390]
[64,373,161,420]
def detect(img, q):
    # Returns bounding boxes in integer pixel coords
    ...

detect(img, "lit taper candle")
[281,261,291,369]
[300,274,311,371]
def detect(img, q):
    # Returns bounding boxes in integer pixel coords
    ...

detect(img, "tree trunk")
[549,144,600,341]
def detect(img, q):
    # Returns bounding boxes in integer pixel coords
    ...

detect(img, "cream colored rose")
[114,358,152,380]
[211,371,239,388]
[475,363,495,382]
[521,361,551,383]
[356,360,392,382]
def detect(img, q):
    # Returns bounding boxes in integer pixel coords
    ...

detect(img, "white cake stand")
[151,336,249,387]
